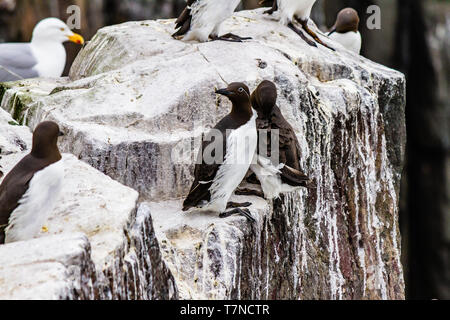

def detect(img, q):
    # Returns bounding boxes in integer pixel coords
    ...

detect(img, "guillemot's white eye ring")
[238,87,244,93]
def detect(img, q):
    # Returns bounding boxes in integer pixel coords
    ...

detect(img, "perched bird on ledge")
[237,80,314,200]
[0,18,84,82]
[0,121,65,244]
[172,0,252,42]
[328,8,362,54]
[260,0,335,51]
[182,83,257,222]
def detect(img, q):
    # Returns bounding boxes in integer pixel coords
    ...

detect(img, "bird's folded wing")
[173,0,197,37]
[259,0,274,7]
[0,155,40,228]
[0,224,6,244]
[0,43,39,81]
[260,0,278,12]
[182,129,225,210]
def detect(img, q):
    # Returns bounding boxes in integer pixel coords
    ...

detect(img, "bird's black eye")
[238,87,244,93]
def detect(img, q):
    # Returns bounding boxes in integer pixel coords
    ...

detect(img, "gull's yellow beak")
[68,33,84,45]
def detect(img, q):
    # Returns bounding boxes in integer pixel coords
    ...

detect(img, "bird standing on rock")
[172,0,251,42]
[182,83,257,222]
[328,8,362,54]
[0,121,65,244]
[261,0,335,51]
[238,80,313,199]
[0,18,84,82]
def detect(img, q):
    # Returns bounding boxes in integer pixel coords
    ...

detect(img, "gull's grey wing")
[0,43,39,82]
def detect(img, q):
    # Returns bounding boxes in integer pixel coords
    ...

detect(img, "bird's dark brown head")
[216,82,252,115]
[31,121,63,160]
[216,82,251,103]
[329,8,360,35]
[251,80,277,118]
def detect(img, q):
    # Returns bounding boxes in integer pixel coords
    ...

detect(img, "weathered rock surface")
[0,233,97,300]
[1,9,406,299]
[0,109,30,156]
[0,112,177,299]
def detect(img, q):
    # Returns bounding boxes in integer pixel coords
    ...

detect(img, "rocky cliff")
[0,9,406,299]
[0,109,176,300]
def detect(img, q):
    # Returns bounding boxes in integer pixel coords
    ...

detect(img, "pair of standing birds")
[182,80,313,222]
[0,80,308,244]
[173,0,362,54]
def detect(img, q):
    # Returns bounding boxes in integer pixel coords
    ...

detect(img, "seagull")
[0,17,84,82]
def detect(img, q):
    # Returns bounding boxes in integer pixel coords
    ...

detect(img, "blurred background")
[0,0,448,300]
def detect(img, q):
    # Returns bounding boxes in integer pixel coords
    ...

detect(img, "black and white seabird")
[182,83,257,222]
[0,18,84,82]
[0,121,64,244]
[261,0,335,51]
[172,0,251,42]
[238,80,313,199]
[328,8,361,54]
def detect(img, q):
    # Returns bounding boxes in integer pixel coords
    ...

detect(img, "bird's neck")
[258,106,273,119]
[231,101,254,122]
[31,143,62,162]
[31,34,60,45]
[30,41,66,78]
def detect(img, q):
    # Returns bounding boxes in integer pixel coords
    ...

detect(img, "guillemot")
[182,83,257,222]
[328,8,362,54]
[261,0,335,51]
[0,18,84,82]
[238,80,313,199]
[0,121,65,244]
[172,0,251,42]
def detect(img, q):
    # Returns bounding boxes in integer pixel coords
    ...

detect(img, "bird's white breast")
[329,31,362,54]
[278,0,317,23]
[31,41,66,78]
[204,110,258,213]
[250,155,300,199]
[5,159,64,243]
[185,0,241,42]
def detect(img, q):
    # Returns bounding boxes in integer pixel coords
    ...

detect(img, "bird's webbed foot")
[226,201,252,209]
[220,208,256,223]
[287,23,317,47]
[211,33,252,43]
[235,188,265,199]
[295,18,335,51]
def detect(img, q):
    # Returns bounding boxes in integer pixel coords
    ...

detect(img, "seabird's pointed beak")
[216,89,233,97]
[68,33,85,45]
